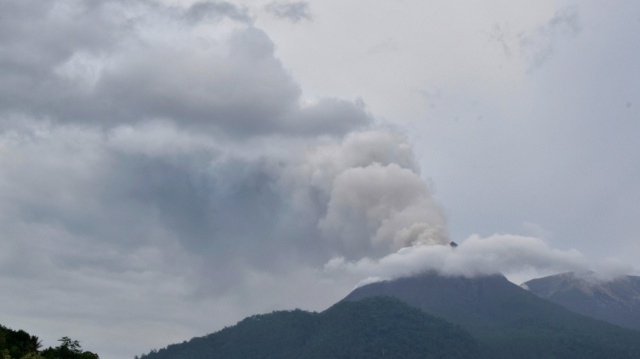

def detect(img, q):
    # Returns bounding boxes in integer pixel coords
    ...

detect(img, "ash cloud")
[0,0,363,137]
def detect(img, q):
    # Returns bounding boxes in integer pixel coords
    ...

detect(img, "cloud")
[593,258,635,281]
[0,116,447,357]
[184,1,251,23]
[265,1,312,23]
[0,0,366,137]
[488,6,581,71]
[0,3,384,355]
[518,6,581,70]
[324,234,634,285]
[2,2,636,358]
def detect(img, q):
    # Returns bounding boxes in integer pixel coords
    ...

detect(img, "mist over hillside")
[343,271,640,358]
[524,272,640,330]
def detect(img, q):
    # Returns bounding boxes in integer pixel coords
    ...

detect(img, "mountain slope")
[523,272,640,331]
[138,296,481,359]
[343,271,640,358]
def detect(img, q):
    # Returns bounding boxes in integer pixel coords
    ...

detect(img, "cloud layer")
[325,234,636,289]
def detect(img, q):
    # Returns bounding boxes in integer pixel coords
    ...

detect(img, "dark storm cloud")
[184,1,251,23]
[0,1,397,307]
[0,2,453,357]
[0,0,366,137]
[0,121,447,302]
[92,26,303,134]
[265,1,312,23]
[0,1,126,118]
[0,0,440,290]
[0,1,380,284]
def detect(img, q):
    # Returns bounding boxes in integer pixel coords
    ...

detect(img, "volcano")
[137,271,640,359]
[343,271,640,358]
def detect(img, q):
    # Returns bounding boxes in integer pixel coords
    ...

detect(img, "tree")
[58,337,82,354]
[41,337,99,359]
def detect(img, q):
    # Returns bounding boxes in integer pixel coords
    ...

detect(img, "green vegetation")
[0,325,98,359]
[0,324,41,359]
[138,296,481,359]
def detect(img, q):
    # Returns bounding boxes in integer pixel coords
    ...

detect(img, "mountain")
[139,271,640,359]
[138,296,481,359]
[343,271,640,358]
[523,272,640,331]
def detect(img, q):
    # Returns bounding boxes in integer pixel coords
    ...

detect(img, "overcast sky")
[1,1,639,358]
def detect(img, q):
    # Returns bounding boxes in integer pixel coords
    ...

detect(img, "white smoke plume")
[278,130,450,260]
[324,234,634,285]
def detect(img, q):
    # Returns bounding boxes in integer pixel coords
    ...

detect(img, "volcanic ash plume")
[288,130,450,260]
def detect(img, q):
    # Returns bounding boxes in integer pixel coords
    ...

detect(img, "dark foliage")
[0,324,41,358]
[0,325,99,359]
[303,297,479,359]
[41,337,100,359]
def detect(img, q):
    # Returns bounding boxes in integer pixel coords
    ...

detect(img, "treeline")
[0,324,99,359]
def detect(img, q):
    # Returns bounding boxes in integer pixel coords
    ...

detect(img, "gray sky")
[0,1,638,358]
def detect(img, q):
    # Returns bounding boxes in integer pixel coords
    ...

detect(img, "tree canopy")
[0,325,99,359]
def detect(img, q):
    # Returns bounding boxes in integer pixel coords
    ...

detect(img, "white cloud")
[324,234,634,285]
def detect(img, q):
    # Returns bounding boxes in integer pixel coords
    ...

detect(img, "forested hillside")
[344,272,640,359]
[138,296,481,359]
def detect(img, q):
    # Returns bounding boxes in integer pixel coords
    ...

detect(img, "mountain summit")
[138,271,640,359]
[343,271,640,358]
[523,272,640,331]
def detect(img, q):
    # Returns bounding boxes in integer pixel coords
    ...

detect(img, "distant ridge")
[524,272,640,331]
[343,271,640,358]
